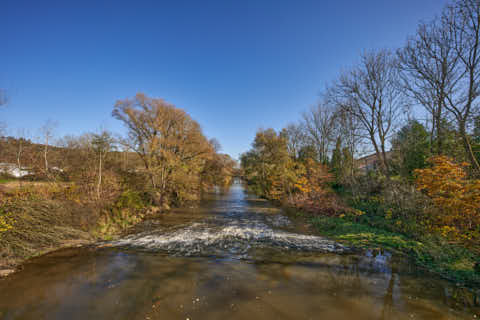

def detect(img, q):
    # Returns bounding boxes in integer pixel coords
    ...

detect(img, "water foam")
[112,221,348,256]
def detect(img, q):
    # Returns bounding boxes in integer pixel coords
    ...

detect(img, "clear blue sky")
[2,0,448,159]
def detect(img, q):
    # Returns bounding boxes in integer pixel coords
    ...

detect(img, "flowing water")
[0,182,479,319]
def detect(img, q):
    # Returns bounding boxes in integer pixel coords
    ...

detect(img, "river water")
[0,182,478,319]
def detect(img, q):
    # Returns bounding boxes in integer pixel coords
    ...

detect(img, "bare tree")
[301,101,337,163]
[91,130,115,199]
[331,103,363,183]
[15,129,29,186]
[281,122,306,160]
[442,0,480,172]
[397,11,461,155]
[40,119,58,178]
[0,89,8,136]
[209,138,222,153]
[334,50,407,174]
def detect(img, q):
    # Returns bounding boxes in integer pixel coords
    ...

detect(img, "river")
[0,182,478,319]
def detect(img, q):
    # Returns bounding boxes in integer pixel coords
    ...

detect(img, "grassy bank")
[0,183,154,273]
[308,213,480,288]
[0,198,95,270]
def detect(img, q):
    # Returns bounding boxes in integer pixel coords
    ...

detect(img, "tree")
[112,93,214,206]
[397,12,461,155]
[201,153,237,189]
[297,144,318,163]
[391,120,431,179]
[91,131,115,199]
[442,0,480,173]
[40,119,58,179]
[330,137,343,182]
[240,128,293,199]
[302,102,337,164]
[334,50,406,174]
[281,122,306,160]
[415,156,480,242]
[15,129,27,185]
[0,89,8,135]
[473,115,480,163]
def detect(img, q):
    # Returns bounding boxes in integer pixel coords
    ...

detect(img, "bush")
[415,156,480,244]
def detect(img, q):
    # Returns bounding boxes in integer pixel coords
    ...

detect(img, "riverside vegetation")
[1,0,480,290]
[0,93,236,271]
[241,0,480,288]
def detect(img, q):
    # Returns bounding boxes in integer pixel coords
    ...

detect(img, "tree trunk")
[44,138,49,178]
[16,140,23,187]
[97,154,102,200]
[459,121,480,174]
[435,100,444,155]
[370,132,387,174]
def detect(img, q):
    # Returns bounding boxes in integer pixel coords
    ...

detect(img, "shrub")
[415,156,480,243]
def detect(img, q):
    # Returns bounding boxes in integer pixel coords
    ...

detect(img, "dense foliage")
[239,0,480,285]
[416,156,480,243]
[112,93,232,206]
[241,129,345,214]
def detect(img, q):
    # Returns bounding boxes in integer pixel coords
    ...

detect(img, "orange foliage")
[302,158,333,197]
[289,159,343,215]
[415,156,480,242]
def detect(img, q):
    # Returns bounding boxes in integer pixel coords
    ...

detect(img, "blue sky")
[2,0,448,159]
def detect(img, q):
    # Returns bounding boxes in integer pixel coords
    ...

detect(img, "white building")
[0,163,31,178]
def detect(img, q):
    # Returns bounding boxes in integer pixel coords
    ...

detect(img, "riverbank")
[301,213,480,289]
[0,197,95,275]
[0,183,156,276]
[245,181,479,288]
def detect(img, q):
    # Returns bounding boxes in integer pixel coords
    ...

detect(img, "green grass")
[311,216,422,252]
[310,215,480,288]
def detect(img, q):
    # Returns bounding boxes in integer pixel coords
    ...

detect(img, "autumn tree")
[415,156,480,242]
[240,128,292,199]
[112,93,215,206]
[201,153,237,189]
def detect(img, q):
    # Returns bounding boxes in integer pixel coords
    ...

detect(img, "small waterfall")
[112,184,349,258]
[113,220,349,257]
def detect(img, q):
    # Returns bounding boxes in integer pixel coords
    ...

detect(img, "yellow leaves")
[385,209,393,220]
[0,199,13,233]
[114,93,218,205]
[0,215,12,233]
[415,156,480,242]
[354,209,366,216]
[294,176,310,194]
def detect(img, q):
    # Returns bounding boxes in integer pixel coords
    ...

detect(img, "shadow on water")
[0,182,478,319]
